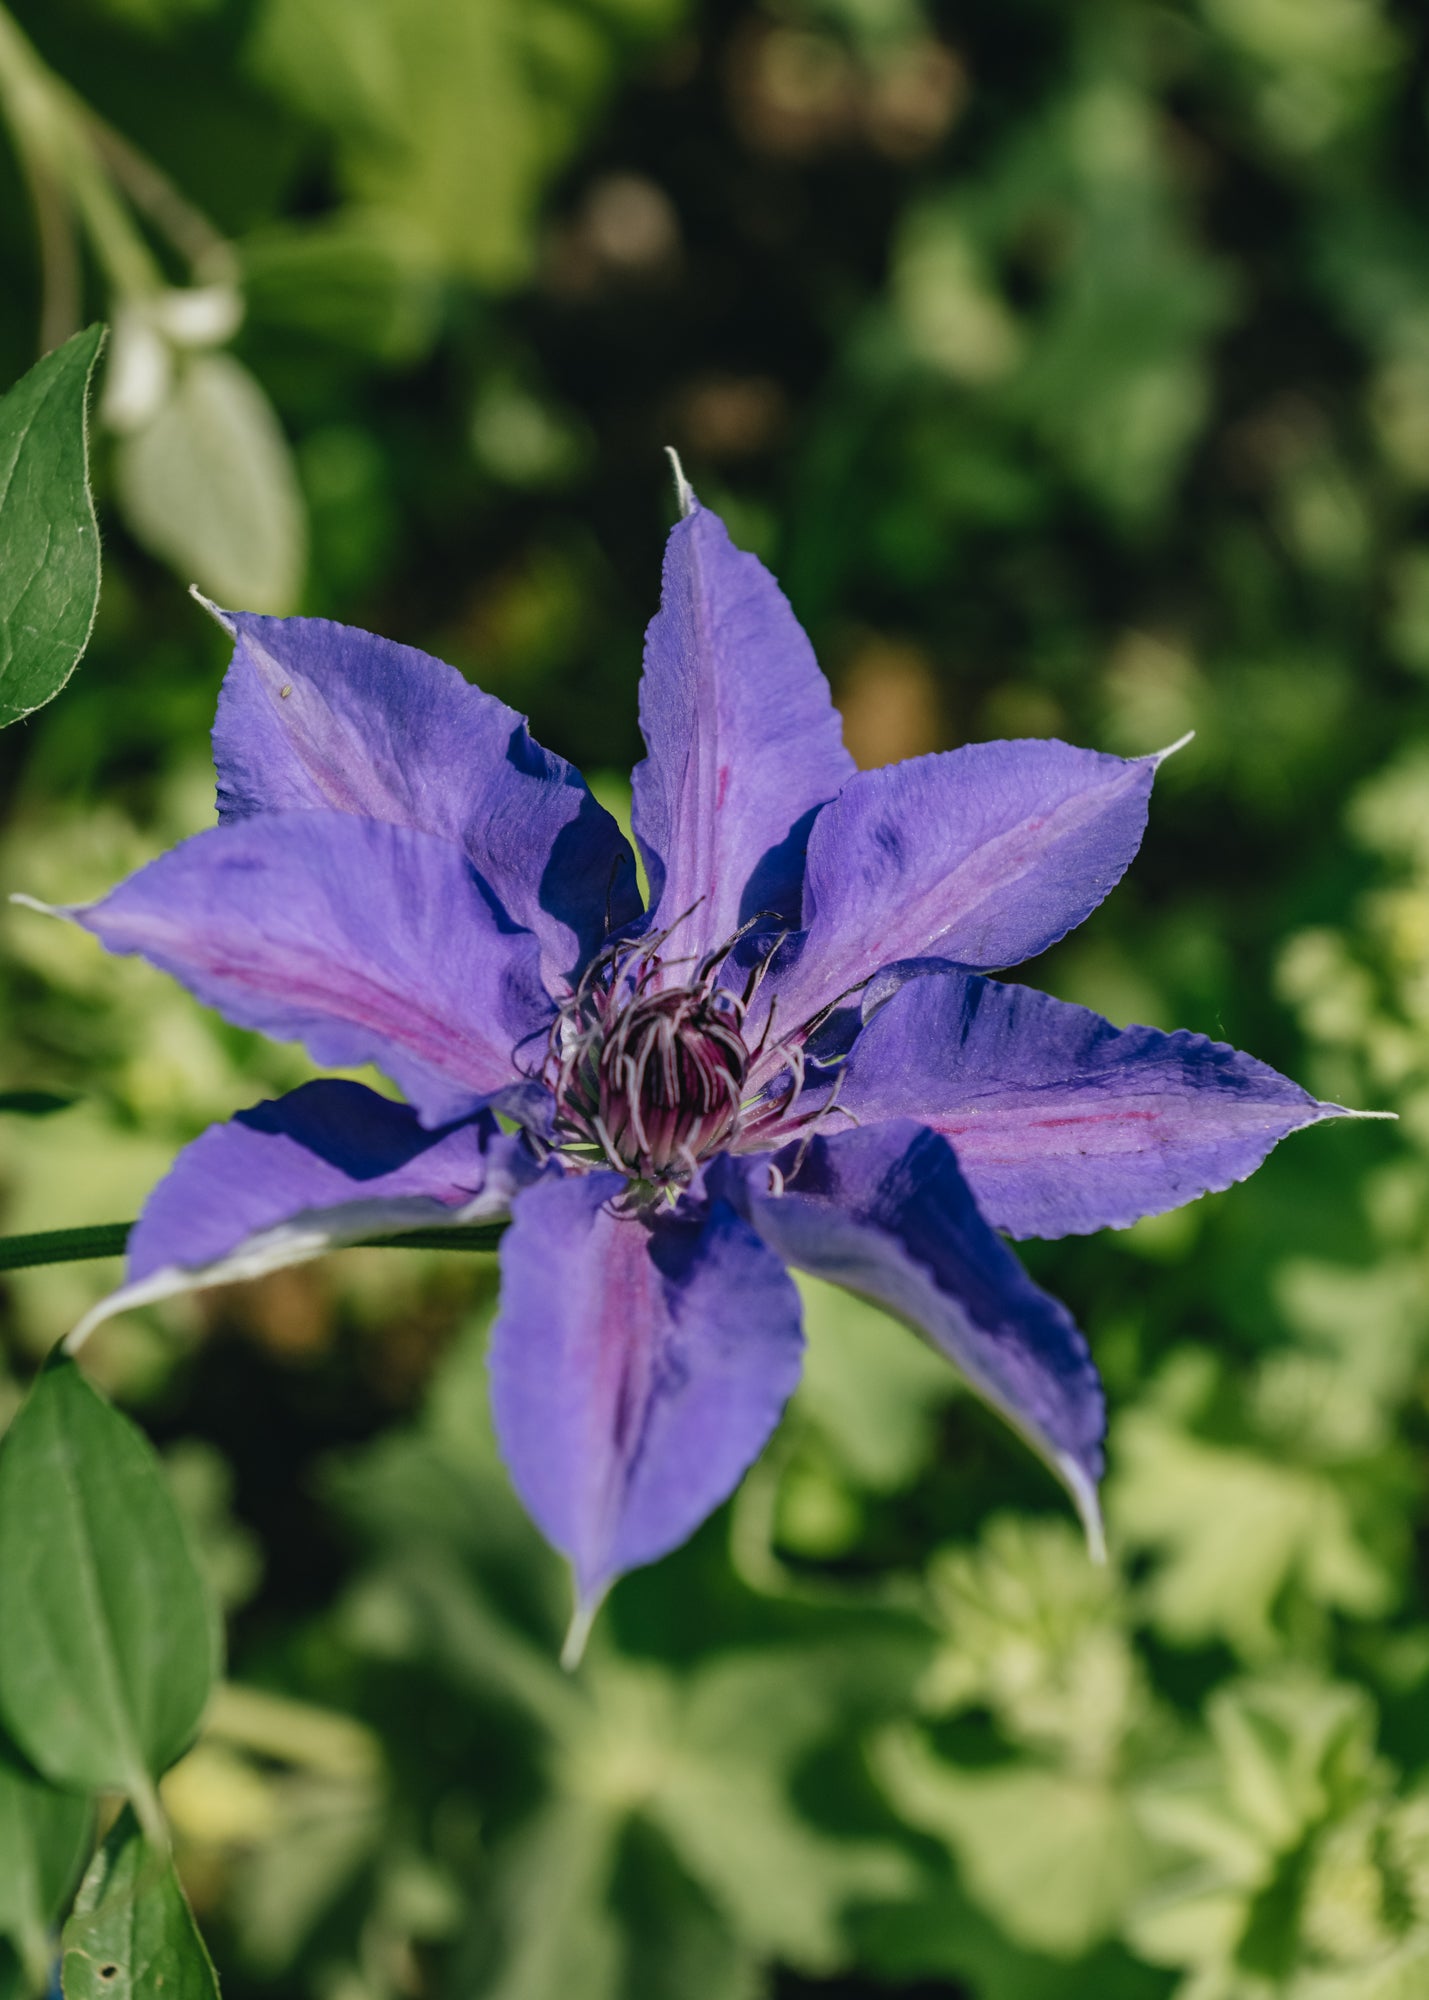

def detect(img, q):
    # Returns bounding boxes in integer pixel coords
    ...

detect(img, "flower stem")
[0,1222,129,1271]
[0,1,165,308]
[0,1219,508,1274]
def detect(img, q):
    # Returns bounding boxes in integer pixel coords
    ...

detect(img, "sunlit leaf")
[874,1725,1145,1957]
[1108,1364,1403,1659]
[0,327,104,729]
[1296,1936,1429,2000]
[249,0,685,287]
[920,1516,1147,1771]
[1125,1678,1383,1987]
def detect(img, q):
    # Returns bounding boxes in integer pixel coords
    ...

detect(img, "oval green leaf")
[0,1737,91,1989]
[0,1358,221,1808]
[0,326,105,729]
[114,351,306,613]
[61,1807,218,2000]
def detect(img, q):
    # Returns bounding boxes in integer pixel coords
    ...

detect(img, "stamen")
[543,912,853,1193]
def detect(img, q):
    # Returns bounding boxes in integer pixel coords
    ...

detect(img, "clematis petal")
[211,608,641,985]
[762,738,1171,1028]
[839,969,1347,1239]
[718,1122,1105,1550]
[69,1080,537,1349]
[62,809,553,1127]
[488,1171,804,1637]
[631,498,853,960]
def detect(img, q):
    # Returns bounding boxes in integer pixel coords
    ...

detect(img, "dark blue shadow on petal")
[736,802,827,937]
[520,727,642,977]
[235,1080,486,1181]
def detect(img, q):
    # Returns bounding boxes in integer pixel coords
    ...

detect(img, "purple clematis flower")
[27,473,1359,1659]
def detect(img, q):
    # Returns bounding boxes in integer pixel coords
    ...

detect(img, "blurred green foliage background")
[1,0,1427,1993]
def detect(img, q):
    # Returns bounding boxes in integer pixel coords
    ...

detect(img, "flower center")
[545,928,763,1184]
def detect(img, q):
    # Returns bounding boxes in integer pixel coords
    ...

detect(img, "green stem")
[0,1222,128,1271]
[0,1,164,300]
[0,1219,507,1274]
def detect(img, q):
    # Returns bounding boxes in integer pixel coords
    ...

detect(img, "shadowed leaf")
[61,1807,218,2000]
[0,1359,220,1816]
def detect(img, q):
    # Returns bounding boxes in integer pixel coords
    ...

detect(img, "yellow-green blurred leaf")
[114,354,306,612]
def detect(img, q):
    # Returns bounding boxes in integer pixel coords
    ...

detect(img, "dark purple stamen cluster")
[547,928,757,1183]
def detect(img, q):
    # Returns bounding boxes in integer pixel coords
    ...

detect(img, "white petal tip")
[64,1222,345,1355]
[1336,1107,1399,1121]
[65,1297,122,1356]
[560,1586,606,1671]
[1148,730,1195,768]
[8,893,65,920]
[1060,1455,1107,1565]
[664,446,696,520]
[188,585,234,631]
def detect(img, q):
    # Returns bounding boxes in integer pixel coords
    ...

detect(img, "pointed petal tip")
[560,1584,607,1672]
[663,445,696,520]
[188,584,235,631]
[65,1290,127,1357]
[1148,729,1196,768]
[63,1240,327,1359]
[8,892,66,920]
[1334,1106,1399,1121]
[1057,1451,1107,1566]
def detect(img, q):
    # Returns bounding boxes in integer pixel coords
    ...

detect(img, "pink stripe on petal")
[840,970,1344,1238]
[489,1172,804,1617]
[73,810,553,1127]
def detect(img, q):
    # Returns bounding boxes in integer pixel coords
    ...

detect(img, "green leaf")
[0,327,105,730]
[113,353,306,613]
[0,1359,221,1816]
[919,1516,1146,1771]
[248,0,683,288]
[226,1784,380,1977]
[853,1869,1166,2000]
[1108,1394,1399,1659]
[612,1820,763,2000]
[240,212,442,363]
[873,1725,1146,1958]
[0,1739,91,1989]
[642,1647,919,1973]
[476,1802,762,2000]
[480,1798,624,2000]
[1296,1936,1429,2000]
[61,1807,218,2000]
[792,1275,958,1492]
[1124,1678,1383,1985]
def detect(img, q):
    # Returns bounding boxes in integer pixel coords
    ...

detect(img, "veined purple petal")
[68,810,552,1127]
[211,609,641,985]
[840,970,1346,1239]
[631,500,853,961]
[70,1081,537,1349]
[488,1172,804,1625]
[717,1123,1105,1549]
[762,738,1166,1029]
